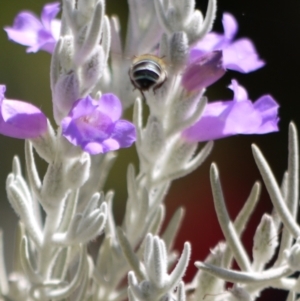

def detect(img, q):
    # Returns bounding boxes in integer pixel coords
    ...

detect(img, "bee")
[128,54,168,100]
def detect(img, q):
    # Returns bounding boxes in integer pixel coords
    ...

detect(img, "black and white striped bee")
[128,54,168,99]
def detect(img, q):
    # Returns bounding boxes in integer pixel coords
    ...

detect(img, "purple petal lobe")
[229,79,248,101]
[190,33,223,60]
[222,13,238,40]
[253,95,279,133]
[0,85,6,98]
[182,51,226,91]
[102,139,120,152]
[83,142,103,155]
[111,120,137,148]
[41,2,60,30]
[4,2,61,53]
[0,85,47,139]
[223,100,262,134]
[68,96,97,119]
[223,39,265,73]
[97,93,122,122]
[182,81,279,142]
[61,94,136,155]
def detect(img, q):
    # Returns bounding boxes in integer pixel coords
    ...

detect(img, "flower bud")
[169,31,189,71]
[52,71,80,123]
[41,162,66,209]
[81,46,105,93]
[252,214,277,271]
[65,153,91,189]
[181,50,225,92]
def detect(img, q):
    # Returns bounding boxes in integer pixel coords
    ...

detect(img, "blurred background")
[0,0,299,300]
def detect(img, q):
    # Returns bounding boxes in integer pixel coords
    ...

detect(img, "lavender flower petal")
[83,142,104,155]
[4,13,42,47]
[229,79,248,101]
[97,94,122,122]
[0,85,47,139]
[181,51,226,91]
[182,80,279,142]
[189,33,222,60]
[65,96,97,120]
[101,139,120,152]
[61,94,136,155]
[41,2,60,31]
[253,95,280,133]
[4,2,61,53]
[223,39,265,73]
[189,13,265,73]
[222,13,238,40]
[111,120,137,148]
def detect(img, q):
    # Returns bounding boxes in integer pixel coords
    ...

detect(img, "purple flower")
[61,94,136,155]
[182,80,279,142]
[4,2,61,53]
[0,85,47,139]
[181,50,226,91]
[190,13,265,73]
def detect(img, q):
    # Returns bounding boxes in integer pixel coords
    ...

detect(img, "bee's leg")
[139,90,146,102]
[153,82,164,94]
